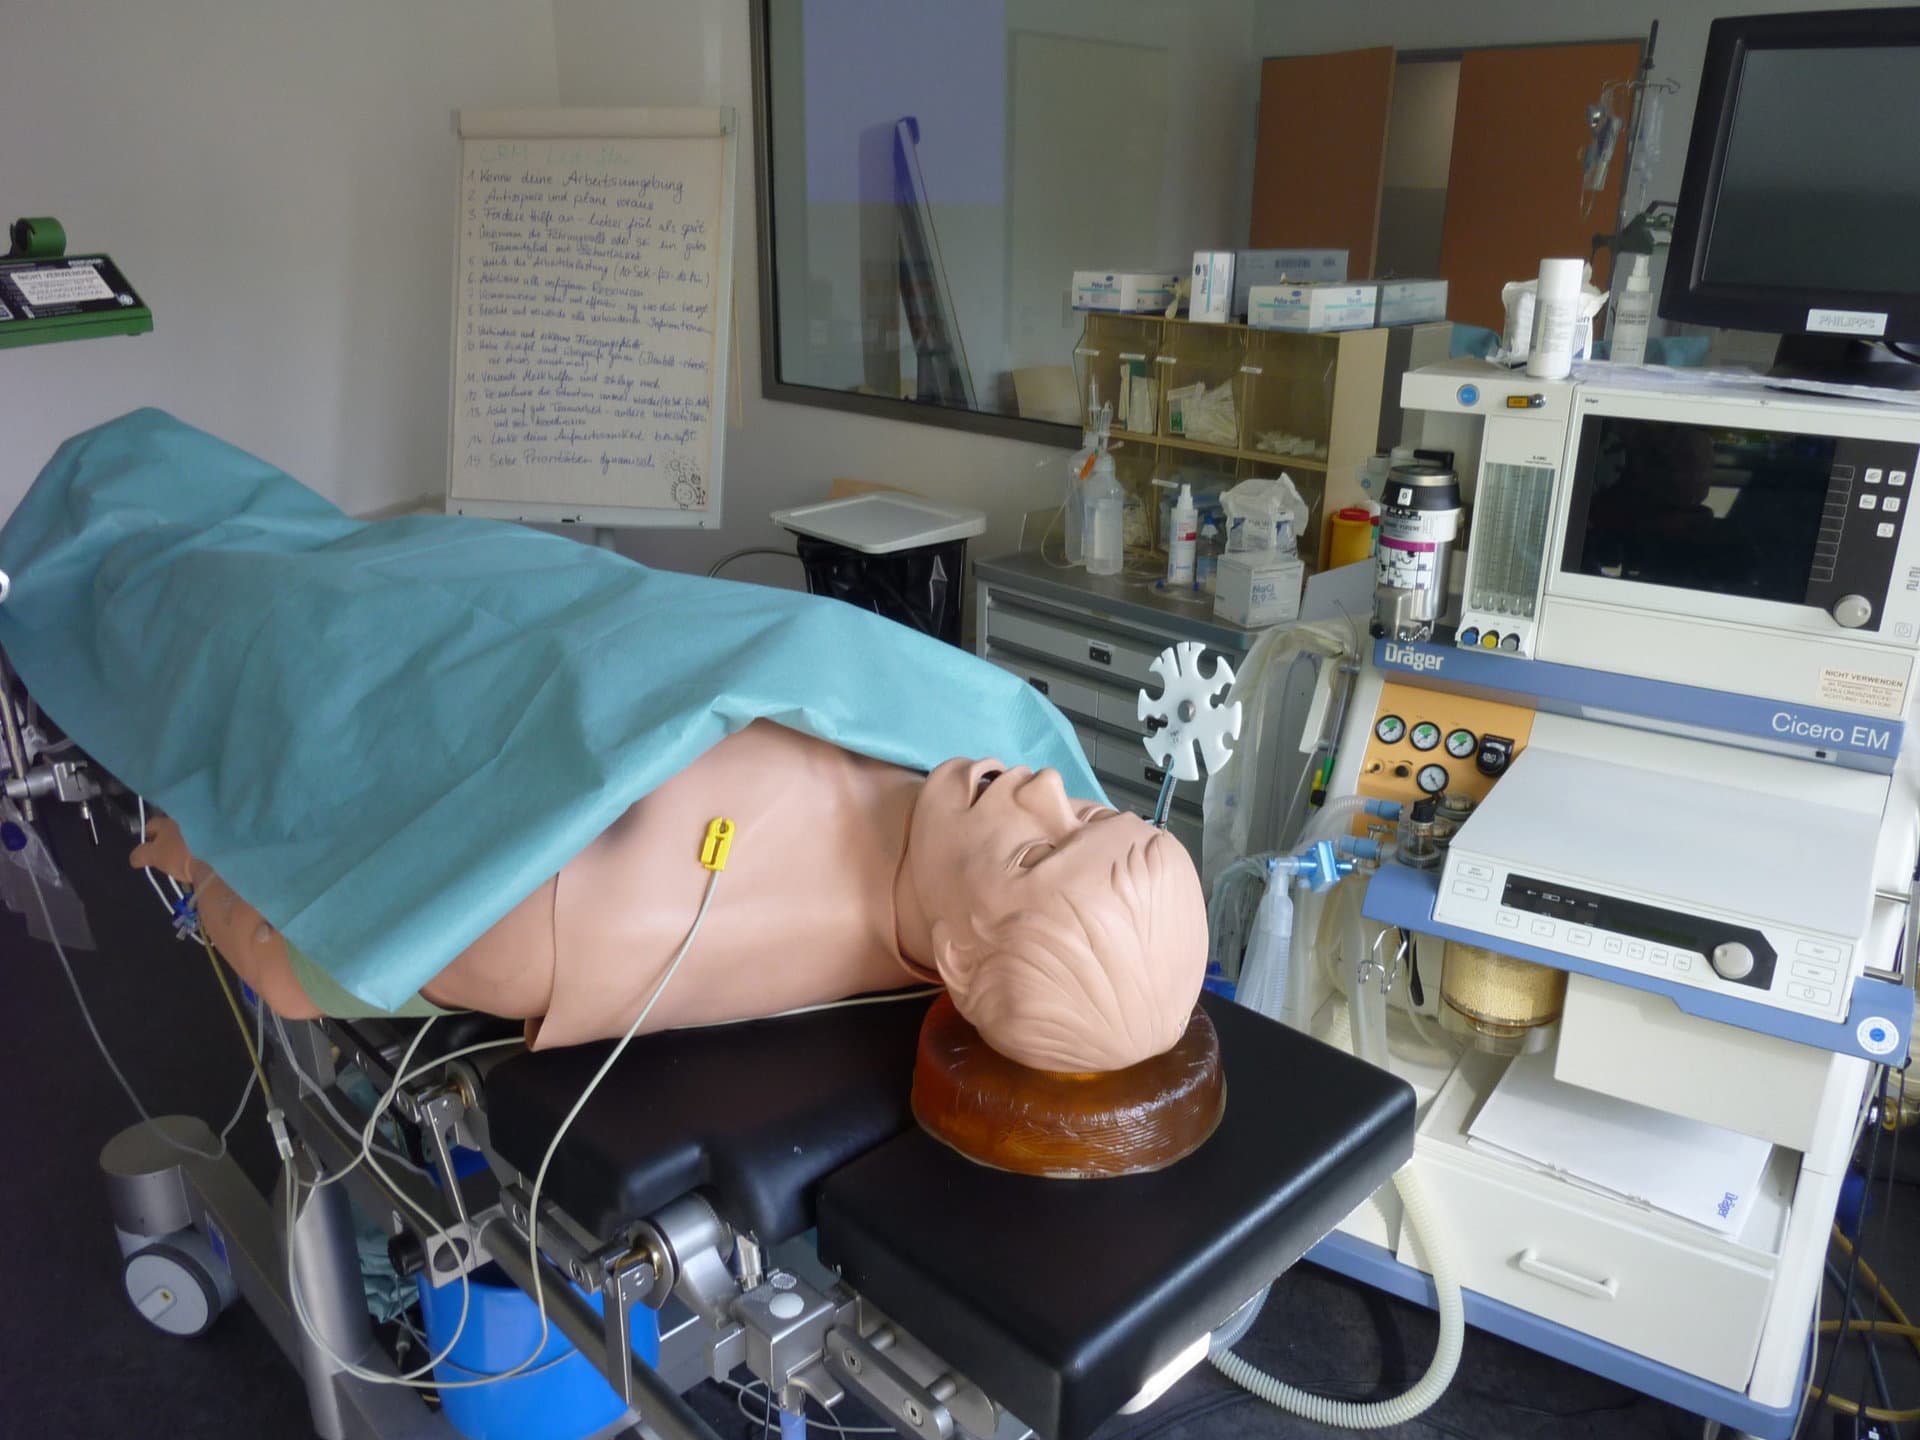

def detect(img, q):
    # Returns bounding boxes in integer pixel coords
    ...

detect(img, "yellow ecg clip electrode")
[700,818,735,872]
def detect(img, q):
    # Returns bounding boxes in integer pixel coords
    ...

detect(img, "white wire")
[269,1011,429,1175]
[283,866,720,1391]
[135,796,175,916]
[26,859,228,1162]
[723,1377,896,1435]
[667,983,941,1034]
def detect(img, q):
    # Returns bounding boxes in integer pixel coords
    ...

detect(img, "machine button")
[1649,949,1670,966]
[1458,862,1494,881]
[1833,594,1875,627]
[1500,633,1521,651]
[1604,938,1623,954]
[1450,880,1489,901]
[1868,468,1885,484]
[1477,735,1515,776]
[1797,939,1844,963]
[768,1292,807,1320]
[1893,471,1909,487]
[1833,464,1857,481]
[1861,492,1880,508]
[1530,919,1556,938]
[1481,631,1501,649]
[1710,941,1757,980]
[1672,953,1695,972]
[1788,982,1834,1006]
[1878,523,1897,539]
[1568,929,1593,947]
[1888,497,1904,514]
[1496,911,1520,929]
[1458,627,1481,647]
[1627,943,1646,960]
[1792,961,1838,983]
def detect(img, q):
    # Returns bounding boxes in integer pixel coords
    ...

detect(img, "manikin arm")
[131,814,323,1020]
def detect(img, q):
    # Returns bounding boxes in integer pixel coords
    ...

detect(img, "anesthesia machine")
[1247,356,1920,1439]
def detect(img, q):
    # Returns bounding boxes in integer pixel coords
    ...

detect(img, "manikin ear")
[928,916,981,995]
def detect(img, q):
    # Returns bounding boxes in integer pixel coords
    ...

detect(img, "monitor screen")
[1563,415,1834,604]
[1703,44,1920,297]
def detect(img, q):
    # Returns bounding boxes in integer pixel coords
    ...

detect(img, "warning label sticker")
[1817,667,1907,716]
[10,266,112,307]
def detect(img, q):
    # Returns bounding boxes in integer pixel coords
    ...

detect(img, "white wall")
[0,1,559,518]
[1251,0,1917,215]
[553,0,1260,575]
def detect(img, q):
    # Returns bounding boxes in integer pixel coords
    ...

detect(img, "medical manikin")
[135,720,1209,1076]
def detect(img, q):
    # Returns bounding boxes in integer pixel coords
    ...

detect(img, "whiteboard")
[448,108,735,529]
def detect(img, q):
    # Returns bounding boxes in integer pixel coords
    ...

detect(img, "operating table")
[96,962,1413,1440]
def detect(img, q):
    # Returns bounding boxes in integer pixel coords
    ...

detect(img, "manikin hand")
[130,812,196,885]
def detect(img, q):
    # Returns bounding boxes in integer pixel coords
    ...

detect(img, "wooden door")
[1438,41,1645,330]
[1250,47,1395,276]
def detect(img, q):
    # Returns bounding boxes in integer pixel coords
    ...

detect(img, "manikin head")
[899,758,1208,1073]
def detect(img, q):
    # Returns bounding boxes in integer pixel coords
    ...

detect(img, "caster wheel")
[123,1242,222,1338]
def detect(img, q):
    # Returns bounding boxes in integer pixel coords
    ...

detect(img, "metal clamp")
[824,1327,955,1440]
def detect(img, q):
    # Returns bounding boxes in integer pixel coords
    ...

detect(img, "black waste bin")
[776,495,986,647]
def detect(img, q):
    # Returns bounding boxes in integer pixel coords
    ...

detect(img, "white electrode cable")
[282,861,724,1391]
[24,860,231,1162]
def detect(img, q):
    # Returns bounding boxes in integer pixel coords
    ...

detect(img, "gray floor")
[6,808,1919,1440]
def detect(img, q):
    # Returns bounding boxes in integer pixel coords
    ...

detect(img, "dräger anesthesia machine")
[1227,357,1920,1438]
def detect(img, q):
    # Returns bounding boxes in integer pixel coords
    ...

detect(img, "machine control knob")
[1833,594,1874,629]
[1710,941,1756,981]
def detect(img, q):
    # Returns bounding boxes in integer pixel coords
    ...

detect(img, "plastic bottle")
[1083,460,1126,576]
[1610,253,1653,366]
[1526,258,1585,380]
[1195,518,1222,592]
[1165,483,1198,586]
[1236,863,1294,1022]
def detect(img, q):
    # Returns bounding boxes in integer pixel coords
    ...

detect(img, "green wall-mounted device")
[0,217,151,350]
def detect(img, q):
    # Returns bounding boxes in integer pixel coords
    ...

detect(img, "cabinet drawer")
[985,605,1161,686]
[1399,1155,1777,1389]
[988,654,1106,724]
[1094,732,1204,809]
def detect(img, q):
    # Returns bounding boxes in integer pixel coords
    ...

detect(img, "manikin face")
[903,758,1208,1072]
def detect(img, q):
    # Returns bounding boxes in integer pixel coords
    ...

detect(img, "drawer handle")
[1026,677,1050,696]
[1088,643,1112,667]
[1514,1249,1617,1301]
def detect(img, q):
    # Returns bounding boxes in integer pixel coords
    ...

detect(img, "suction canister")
[1372,462,1463,642]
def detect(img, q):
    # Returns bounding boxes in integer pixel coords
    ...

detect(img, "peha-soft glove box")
[1232,249,1348,316]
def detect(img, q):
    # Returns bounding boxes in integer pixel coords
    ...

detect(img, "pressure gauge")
[1409,721,1441,751]
[1375,714,1407,744]
[1416,763,1450,794]
[1444,728,1477,759]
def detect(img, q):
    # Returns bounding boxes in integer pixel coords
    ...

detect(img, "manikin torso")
[440,719,929,1047]
[139,719,1208,1072]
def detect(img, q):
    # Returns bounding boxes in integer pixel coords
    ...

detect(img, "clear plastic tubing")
[1344,882,1390,1069]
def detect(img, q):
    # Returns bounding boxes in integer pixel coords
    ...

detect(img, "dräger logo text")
[1771,711,1893,751]
[1383,643,1443,673]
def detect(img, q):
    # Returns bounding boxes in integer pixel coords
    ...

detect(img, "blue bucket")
[416,1260,661,1440]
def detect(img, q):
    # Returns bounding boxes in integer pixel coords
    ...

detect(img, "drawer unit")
[985,604,1165,688]
[976,572,1253,868]
[1397,1051,1794,1391]
[1094,732,1204,808]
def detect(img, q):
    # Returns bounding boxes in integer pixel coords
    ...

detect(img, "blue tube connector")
[1272,839,1356,894]
[1364,798,1404,821]
[1339,835,1385,863]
